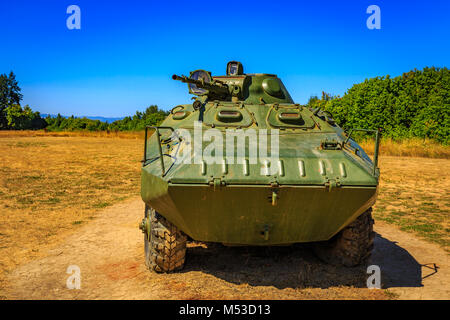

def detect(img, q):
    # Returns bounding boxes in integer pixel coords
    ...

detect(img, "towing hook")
[139,218,147,233]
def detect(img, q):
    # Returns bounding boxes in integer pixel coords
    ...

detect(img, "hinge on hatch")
[269,181,279,206]
[320,138,342,150]
[268,179,280,206]
[209,177,226,191]
[324,177,341,191]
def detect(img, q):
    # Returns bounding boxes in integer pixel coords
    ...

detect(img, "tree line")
[0,72,46,130]
[44,106,168,132]
[308,67,449,144]
[1,67,449,143]
[0,72,168,131]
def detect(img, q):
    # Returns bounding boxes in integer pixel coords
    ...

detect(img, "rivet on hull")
[262,160,271,176]
[339,162,347,177]
[243,159,249,176]
[278,160,285,176]
[319,160,326,176]
[201,160,207,175]
[298,160,305,177]
[222,159,228,174]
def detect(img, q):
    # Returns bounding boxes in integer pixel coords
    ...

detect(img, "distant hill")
[42,105,168,131]
[42,114,124,124]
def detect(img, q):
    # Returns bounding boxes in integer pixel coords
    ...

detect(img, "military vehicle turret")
[139,61,380,272]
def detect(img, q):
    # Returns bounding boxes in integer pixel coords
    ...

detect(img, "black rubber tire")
[313,208,374,267]
[144,207,187,273]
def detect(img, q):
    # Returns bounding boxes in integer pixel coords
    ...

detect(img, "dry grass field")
[0,129,144,140]
[0,131,448,299]
[360,137,449,159]
[373,157,449,250]
[0,134,143,290]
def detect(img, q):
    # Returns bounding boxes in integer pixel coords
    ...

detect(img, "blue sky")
[0,0,449,117]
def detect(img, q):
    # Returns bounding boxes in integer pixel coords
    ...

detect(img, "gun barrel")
[172,74,185,82]
[172,74,229,95]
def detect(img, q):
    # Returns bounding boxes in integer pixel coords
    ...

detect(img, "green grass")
[40,197,61,204]
[383,289,399,299]
[93,202,111,208]
[374,210,449,250]
[7,142,48,148]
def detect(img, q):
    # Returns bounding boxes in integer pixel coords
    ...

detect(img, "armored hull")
[141,101,379,245]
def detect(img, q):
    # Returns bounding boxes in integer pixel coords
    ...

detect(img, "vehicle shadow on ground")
[181,232,423,290]
[370,232,423,288]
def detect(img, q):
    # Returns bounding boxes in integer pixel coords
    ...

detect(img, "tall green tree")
[0,72,23,128]
[5,104,46,130]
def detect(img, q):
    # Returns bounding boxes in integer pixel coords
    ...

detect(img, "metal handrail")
[143,126,181,177]
[343,128,381,176]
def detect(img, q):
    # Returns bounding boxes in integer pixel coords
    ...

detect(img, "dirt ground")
[0,135,448,299]
[3,197,448,300]
[0,136,142,284]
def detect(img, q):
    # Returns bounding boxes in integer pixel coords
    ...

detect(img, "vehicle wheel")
[143,206,187,273]
[313,208,374,267]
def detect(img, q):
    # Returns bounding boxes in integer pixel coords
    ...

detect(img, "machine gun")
[172,70,230,100]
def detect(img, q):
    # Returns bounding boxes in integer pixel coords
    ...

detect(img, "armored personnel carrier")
[139,61,380,272]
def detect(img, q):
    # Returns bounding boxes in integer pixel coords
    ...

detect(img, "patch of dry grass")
[1,131,449,158]
[373,157,450,251]
[0,130,144,140]
[0,136,143,284]
[360,138,449,159]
